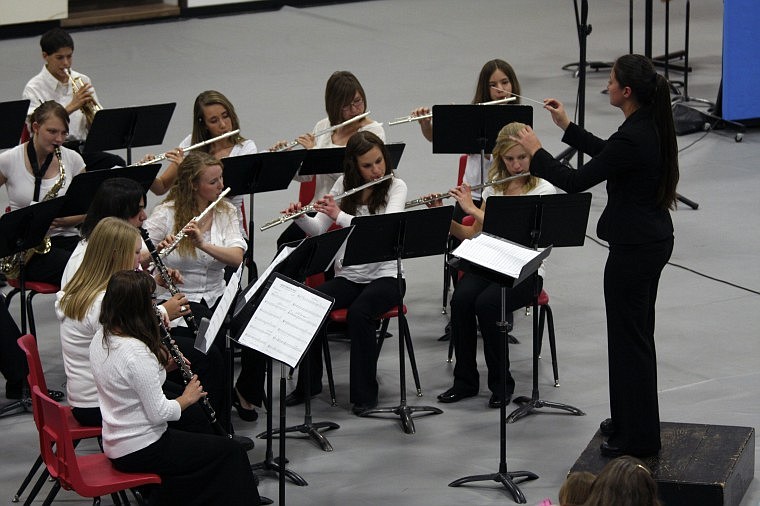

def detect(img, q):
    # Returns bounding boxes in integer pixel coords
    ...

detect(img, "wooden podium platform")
[570,422,754,506]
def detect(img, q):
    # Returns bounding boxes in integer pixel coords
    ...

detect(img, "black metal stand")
[84,103,175,165]
[449,284,538,503]
[251,358,307,486]
[344,207,453,434]
[223,150,306,283]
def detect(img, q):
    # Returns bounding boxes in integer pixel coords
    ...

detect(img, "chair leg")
[26,291,38,339]
[23,468,51,506]
[12,455,44,502]
[322,338,337,406]
[39,479,61,506]
[5,287,19,307]
[544,305,560,387]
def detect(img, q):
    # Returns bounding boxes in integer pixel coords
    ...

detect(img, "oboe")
[404,173,530,209]
[259,174,394,231]
[154,305,229,437]
[140,228,198,336]
[159,187,232,259]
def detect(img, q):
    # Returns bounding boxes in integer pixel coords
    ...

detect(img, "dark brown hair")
[99,270,167,367]
[325,71,367,126]
[339,131,393,216]
[191,90,244,146]
[472,59,521,104]
[613,54,679,210]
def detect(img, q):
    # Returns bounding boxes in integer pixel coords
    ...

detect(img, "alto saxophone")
[66,68,102,125]
[0,147,66,279]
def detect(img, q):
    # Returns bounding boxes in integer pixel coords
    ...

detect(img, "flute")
[139,228,198,335]
[389,97,515,126]
[132,129,240,166]
[159,187,232,259]
[154,305,228,438]
[260,174,393,231]
[404,173,530,209]
[274,112,371,152]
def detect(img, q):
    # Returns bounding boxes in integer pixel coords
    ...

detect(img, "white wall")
[0,0,67,26]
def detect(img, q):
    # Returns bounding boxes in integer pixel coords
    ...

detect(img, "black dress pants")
[294,276,404,405]
[604,237,673,454]
[450,273,541,398]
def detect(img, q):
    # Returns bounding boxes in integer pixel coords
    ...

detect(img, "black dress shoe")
[437,387,477,403]
[351,400,378,416]
[488,393,512,409]
[600,417,615,436]
[231,434,255,451]
[284,388,322,407]
[599,441,627,458]
[232,397,259,422]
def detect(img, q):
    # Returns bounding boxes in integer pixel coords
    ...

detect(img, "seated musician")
[430,122,555,408]
[281,131,407,415]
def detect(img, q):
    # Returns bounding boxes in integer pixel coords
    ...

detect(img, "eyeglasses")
[342,96,364,112]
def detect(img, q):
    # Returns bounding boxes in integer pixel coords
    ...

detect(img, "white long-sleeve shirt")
[90,330,181,459]
[295,175,407,283]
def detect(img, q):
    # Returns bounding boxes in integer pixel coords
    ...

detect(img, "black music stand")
[233,273,335,504]
[223,150,306,282]
[0,198,67,336]
[447,235,550,503]
[83,103,176,165]
[343,206,454,434]
[481,193,590,423]
[0,99,30,149]
[256,227,353,452]
[297,142,405,180]
[57,164,160,217]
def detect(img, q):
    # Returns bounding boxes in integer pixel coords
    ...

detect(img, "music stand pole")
[0,100,30,150]
[449,282,538,503]
[347,207,454,433]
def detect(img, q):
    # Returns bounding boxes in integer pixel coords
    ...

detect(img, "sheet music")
[238,277,333,368]
[452,233,540,278]
[242,245,296,305]
[195,264,243,354]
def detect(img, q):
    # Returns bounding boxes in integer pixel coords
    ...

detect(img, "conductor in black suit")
[511,54,679,458]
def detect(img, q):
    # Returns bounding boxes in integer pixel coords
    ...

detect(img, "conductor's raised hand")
[510,125,543,157]
[313,194,340,220]
[543,98,571,131]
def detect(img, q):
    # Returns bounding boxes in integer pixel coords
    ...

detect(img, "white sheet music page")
[243,245,296,305]
[238,277,332,368]
[451,233,540,278]
[195,264,243,354]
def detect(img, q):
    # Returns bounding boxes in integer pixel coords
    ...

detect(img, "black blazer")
[531,106,673,245]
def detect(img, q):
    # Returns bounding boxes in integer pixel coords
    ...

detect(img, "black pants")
[0,302,26,398]
[450,273,541,397]
[24,235,78,286]
[604,237,673,454]
[294,276,404,405]
[111,427,260,506]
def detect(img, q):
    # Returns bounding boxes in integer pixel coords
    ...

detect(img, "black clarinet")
[139,227,198,335]
[154,305,229,438]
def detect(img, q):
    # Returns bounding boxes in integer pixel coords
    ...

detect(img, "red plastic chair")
[33,385,161,505]
[441,155,469,314]
[6,279,60,338]
[15,334,102,504]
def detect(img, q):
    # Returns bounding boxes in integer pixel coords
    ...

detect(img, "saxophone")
[66,68,101,125]
[0,146,66,279]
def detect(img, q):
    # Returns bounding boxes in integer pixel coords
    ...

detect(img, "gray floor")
[1,1,759,504]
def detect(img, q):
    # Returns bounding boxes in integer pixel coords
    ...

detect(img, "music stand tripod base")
[258,416,339,452]
[507,396,586,424]
[359,403,443,435]
[449,468,539,504]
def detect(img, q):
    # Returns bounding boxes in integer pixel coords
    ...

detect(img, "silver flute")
[140,227,198,335]
[274,112,371,151]
[404,173,529,209]
[159,187,232,259]
[260,173,393,231]
[132,129,240,166]
[389,97,516,126]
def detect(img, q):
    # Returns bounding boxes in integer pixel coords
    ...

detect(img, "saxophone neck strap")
[26,138,55,202]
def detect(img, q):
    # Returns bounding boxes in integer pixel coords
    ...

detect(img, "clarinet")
[139,228,198,336]
[154,305,229,438]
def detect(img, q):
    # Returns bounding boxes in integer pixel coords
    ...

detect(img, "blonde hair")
[164,151,234,258]
[60,217,140,321]
[488,122,540,194]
